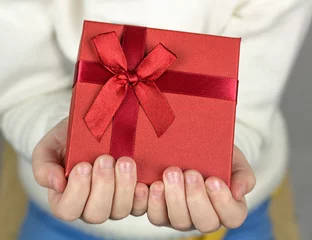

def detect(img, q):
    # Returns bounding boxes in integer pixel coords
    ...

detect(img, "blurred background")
[0,19,311,240]
[281,22,312,240]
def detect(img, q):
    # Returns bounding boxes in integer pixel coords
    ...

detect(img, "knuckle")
[226,220,243,229]
[132,200,147,215]
[171,221,192,231]
[32,165,45,185]
[197,220,220,233]
[210,221,221,231]
[249,174,257,189]
[225,212,247,229]
[110,210,130,220]
[131,208,146,217]
[32,142,41,161]
[53,209,79,222]
[83,213,109,224]
[147,216,166,227]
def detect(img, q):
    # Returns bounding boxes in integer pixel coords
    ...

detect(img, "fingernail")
[135,190,145,199]
[166,172,180,184]
[49,174,58,192]
[152,187,164,197]
[78,164,91,176]
[207,179,222,192]
[186,173,198,184]
[119,162,134,173]
[99,157,114,169]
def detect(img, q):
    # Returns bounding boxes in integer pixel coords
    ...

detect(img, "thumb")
[230,147,256,201]
[33,160,67,193]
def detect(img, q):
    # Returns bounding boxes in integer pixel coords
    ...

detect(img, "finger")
[163,167,192,231]
[231,147,256,201]
[184,170,220,233]
[131,182,149,216]
[82,155,115,224]
[33,161,67,193]
[205,177,247,229]
[147,181,169,226]
[110,157,137,220]
[48,162,92,221]
[32,118,68,192]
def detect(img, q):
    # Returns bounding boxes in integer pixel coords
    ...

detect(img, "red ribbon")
[84,32,177,141]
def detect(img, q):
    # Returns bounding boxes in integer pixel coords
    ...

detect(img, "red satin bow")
[84,32,177,141]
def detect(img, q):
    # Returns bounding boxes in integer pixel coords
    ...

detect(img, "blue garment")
[19,200,274,240]
[224,200,274,240]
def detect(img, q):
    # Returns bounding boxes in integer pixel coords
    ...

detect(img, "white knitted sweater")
[0,0,311,239]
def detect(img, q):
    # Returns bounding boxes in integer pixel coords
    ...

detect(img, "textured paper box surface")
[65,20,240,185]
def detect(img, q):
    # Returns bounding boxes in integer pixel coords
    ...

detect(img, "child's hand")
[32,118,149,223]
[32,117,255,232]
[147,147,256,233]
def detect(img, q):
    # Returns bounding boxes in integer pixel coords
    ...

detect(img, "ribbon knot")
[126,71,140,87]
[84,32,177,142]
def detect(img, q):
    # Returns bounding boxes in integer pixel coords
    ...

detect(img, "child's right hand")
[32,118,149,223]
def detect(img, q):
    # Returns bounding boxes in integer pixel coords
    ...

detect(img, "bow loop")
[85,31,176,141]
[136,44,177,81]
[92,32,127,74]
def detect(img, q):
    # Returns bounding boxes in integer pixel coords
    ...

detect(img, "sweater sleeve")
[222,0,312,168]
[0,1,72,159]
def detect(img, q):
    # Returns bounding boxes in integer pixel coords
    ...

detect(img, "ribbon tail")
[134,82,175,137]
[85,76,127,141]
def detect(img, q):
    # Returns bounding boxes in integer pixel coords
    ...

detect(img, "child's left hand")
[144,147,256,233]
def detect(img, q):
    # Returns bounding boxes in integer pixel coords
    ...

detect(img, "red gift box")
[65,20,240,186]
